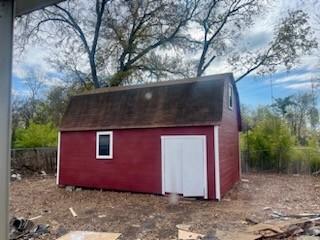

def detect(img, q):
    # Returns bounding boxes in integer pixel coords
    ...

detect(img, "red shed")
[57,73,241,200]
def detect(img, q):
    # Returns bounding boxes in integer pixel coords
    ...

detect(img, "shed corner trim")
[214,126,221,200]
[56,131,61,185]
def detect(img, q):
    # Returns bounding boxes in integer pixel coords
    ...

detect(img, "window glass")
[96,131,113,159]
[99,135,110,156]
[228,84,233,109]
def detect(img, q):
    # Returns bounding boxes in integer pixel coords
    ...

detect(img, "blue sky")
[12,0,320,107]
[12,67,319,107]
[237,68,320,106]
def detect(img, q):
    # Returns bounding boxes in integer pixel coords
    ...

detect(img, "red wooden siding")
[59,126,216,199]
[219,82,241,196]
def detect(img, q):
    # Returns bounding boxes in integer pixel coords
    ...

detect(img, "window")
[96,131,113,159]
[228,84,233,110]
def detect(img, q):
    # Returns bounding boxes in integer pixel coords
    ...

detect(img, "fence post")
[0,1,14,238]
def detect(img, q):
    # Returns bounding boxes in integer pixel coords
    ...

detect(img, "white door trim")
[56,131,61,185]
[202,136,208,199]
[161,135,208,199]
[214,126,221,200]
[161,137,165,195]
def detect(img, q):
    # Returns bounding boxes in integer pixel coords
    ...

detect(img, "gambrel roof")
[60,73,241,131]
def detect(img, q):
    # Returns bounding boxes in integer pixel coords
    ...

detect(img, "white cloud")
[11,88,30,97]
[13,46,55,77]
[285,82,315,90]
[273,71,320,84]
[41,76,66,87]
[12,0,320,90]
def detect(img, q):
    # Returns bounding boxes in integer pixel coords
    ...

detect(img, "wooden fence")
[11,147,57,174]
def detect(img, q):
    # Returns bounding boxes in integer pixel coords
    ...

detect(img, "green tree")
[272,96,295,119]
[243,112,295,170]
[14,122,58,148]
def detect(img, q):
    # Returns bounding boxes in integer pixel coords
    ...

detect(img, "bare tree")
[192,0,263,77]
[274,92,318,143]
[15,0,199,88]
[12,68,46,127]
[16,0,110,88]
[101,0,199,86]
[230,10,317,82]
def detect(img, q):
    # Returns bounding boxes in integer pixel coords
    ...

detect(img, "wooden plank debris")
[69,207,77,217]
[176,224,191,231]
[245,217,259,225]
[272,212,320,219]
[57,231,121,240]
[178,229,204,240]
[214,229,260,240]
[244,215,320,239]
[29,215,42,221]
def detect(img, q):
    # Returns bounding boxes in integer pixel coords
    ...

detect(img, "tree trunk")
[89,56,100,88]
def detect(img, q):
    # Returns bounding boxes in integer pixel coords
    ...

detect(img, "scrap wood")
[56,231,121,240]
[245,217,259,225]
[69,207,77,217]
[312,170,320,176]
[271,210,319,218]
[274,212,320,219]
[214,229,260,240]
[255,225,304,240]
[176,224,191,231]
[265,217,319,227]
[246,223,283,235]
[178,229,204,240]
[29,215,42,221]
[248,217,320,239]
[269,217,320,229]
[297,236,320,240]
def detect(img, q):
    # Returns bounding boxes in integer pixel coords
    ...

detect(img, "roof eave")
[16,0,65,17]
[59,122,221,132]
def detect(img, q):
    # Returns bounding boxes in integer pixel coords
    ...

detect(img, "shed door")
[161,136,207,198]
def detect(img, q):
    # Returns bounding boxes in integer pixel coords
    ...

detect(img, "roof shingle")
[60,73,238,131]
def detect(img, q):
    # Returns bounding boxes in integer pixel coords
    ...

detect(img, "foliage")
[14,122,58,148]
[242,111,295,170]
[289,147,320,173]
[272,93,319,144]
[230,10,317,82]
[241,101,320,173]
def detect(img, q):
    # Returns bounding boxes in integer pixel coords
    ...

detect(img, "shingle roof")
[60,73,239,131]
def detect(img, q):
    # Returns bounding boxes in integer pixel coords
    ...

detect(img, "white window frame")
[228,83,233,110]
[96,131,113,159]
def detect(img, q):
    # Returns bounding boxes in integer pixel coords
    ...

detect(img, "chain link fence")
[11,147,57,174]
[241,147,320,174]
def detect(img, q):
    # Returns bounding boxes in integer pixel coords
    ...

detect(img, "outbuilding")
[57,73,241,200]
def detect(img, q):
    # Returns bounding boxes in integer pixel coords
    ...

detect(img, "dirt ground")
[9,173,320,239]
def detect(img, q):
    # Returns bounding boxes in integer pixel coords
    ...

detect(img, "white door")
[161,136,207,198]
[163,138,183,194]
